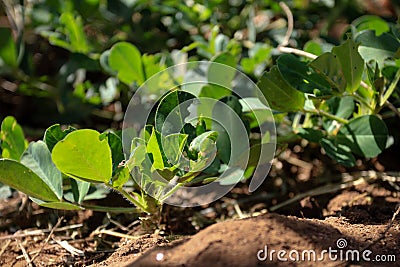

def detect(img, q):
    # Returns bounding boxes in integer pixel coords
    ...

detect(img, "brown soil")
[1,180,399,266]
[127,213,399,267]
[96,183,399,267]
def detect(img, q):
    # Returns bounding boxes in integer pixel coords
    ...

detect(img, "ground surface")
[0,179,399,267]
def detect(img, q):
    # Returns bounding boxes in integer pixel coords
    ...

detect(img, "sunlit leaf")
[146,128,165,170]
[52,129,112,183]
[109,42,144,85]
[352,15,390,36]
[0,28,17,68]
[0,116,28,160]
[111,166,130,189]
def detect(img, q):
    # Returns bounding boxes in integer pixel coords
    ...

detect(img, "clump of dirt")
[94,183,400,267]
[89,234,170,267]
[117,211,399,267]
[0,170,399,266]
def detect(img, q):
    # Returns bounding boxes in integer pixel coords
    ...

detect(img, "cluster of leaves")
[0,116,136,211]
[0,0,281,125]
[257,16,400,166]
[0,82,271,213]
[1,0,400,216]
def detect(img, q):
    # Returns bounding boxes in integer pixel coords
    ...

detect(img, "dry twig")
[92,229,144,240]
[0,239,12,259]
[52,238,84,257]
[28,217,63,264]
[0,224,83,240]
[15,239,34,267]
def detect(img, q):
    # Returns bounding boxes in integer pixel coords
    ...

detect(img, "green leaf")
[326,96,355,119]
[44,124,76,152]
[52,129,112,183]
[146,128,165,170]
[240,97,273,129]
[1,116,28,160]
[208,52,237,88]
[99,49,117,75]
[298,128,324,143]
[309,52,346,93]
[218,167,245,185]
[320,138,355,167]
[111,166,130,189]
[109,42,144,85]
[70,178,90,204]
[154,90,196,135]
[80,184,109,201]
[142,54,165,80]
[241,43,271,74]
[39,201,83,210]
[212,96,244,163]
[104,132,125,176]
[196,118,207,136]
[0,28,17,68]
[352,15,390,36]
[174,131,219,174]
[304,40,323,56]
[338,115,388,158]
[127,144,146,168]
[189,131,218,152]
[0,159,60,202]
[20,141,63,200]
[355,30,400,68]
[257,66,306,112]
[277,54,331,95]
[332,39,364,93]
[322,96,355,134]
[60,12,89,53]
[53,12,90,53]
[199,84,231,100]
[163,133,188,166]
[189,131,218,166]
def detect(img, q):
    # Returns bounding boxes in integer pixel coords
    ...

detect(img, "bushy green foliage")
[0,1,399,217]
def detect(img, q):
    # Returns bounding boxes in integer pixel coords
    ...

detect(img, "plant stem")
[279,2,293,47]
[385,100,400,119]
[117,188,148,213]
[80,204,141,213]
[351,93,375,112]
[277,46,317,60]
[381,68,400,106]
[160,181,184,203]
[307,109,349,124]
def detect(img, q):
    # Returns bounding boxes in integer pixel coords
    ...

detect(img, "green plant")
[0,68,273,220]
[258,14,400,167]
[1,0,399,228]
